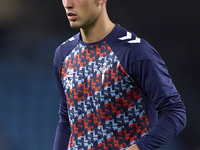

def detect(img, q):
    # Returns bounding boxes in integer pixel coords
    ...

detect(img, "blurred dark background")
[0,0,199,150]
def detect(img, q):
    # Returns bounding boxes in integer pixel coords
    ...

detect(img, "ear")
[99,0,107,5]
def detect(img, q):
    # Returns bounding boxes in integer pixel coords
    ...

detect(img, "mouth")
[67,12,77,21]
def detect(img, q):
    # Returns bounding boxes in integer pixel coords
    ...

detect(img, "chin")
[69,21,82,29]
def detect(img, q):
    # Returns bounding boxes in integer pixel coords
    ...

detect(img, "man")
[53,0,186,149]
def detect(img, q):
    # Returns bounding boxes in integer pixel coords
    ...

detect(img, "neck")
[80,9,115,43]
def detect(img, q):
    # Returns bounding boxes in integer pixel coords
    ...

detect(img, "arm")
[129,59,186,150]
[53,52,71,150]
[53,101,71,150]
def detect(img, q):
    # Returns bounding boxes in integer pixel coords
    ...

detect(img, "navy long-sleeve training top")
[53,24,186,150]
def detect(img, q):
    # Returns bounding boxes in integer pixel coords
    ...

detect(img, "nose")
[62,0,74,9]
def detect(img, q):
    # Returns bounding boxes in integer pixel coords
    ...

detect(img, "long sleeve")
[131,59,186,149]
[53,100,71,150]
[53,48,71,150]
[53,73,71,150]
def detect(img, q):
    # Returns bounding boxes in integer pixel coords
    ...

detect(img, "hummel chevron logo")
[66,68,73,78]
[119,31,141,43]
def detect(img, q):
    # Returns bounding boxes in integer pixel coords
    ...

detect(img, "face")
[62,0,101,29]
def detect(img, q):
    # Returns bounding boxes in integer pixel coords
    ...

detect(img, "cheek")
[83,2,99,14]
[87,7,100,17]
[78,3,100,21]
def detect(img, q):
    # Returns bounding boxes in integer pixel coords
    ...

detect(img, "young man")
[53,0,186,149]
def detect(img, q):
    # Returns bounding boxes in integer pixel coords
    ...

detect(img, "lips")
[67,12,77,21]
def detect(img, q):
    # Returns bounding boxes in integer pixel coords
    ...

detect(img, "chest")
[60,42,136,108]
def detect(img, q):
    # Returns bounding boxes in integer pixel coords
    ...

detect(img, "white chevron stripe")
[128,37,141,43]
[119,31,141,44]
[119,31,132,40]
[69,37,75,41]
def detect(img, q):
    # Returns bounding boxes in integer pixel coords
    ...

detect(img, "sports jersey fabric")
[53,24,186,150]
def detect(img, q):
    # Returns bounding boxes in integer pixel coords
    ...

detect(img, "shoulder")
[54,33,80,61]
[108,25,161,64]
[53,33,80,70]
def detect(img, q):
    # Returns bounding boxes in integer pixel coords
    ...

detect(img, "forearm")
[53,125,71,150]
[130,58,186,149]
[53,101,71,150]
[135,110,186,150]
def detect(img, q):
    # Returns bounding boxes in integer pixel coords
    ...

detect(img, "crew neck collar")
[78,24,120,46]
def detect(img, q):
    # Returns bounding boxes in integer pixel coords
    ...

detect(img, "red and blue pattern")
[60,41,150,150]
